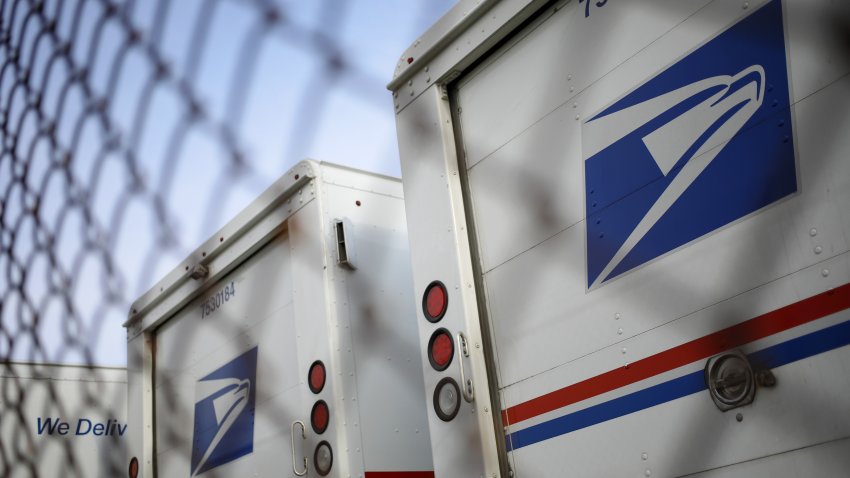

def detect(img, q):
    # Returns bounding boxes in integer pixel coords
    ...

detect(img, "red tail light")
[309,360,326,394]
[423,281,448,322]
[428,328,454,371]
[311,400,330,434]
[128,457,139,478]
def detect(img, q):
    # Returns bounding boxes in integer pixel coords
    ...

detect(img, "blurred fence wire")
[0,0,446,475]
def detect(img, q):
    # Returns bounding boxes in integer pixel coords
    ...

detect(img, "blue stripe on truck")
[506,318,850,451]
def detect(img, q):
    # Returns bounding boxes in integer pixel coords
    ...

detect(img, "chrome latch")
[189,264,209,280]
[705,350,761,411]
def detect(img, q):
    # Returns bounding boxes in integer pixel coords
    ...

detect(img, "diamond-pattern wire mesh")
[0,0,444,475]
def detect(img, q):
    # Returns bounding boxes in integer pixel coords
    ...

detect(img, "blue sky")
[1,0,454,366]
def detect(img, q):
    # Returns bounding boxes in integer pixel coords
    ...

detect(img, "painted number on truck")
[579,0,609,18]
[200,281,236,319]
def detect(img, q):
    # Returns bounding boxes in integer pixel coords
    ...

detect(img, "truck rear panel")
[392,0,850,476]
[126,161,433,478]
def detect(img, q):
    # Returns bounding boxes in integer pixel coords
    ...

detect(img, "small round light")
[128,457,139,478]
[311,400,330,434]
[308,360,326,394]
[422,281,448,322]
[428,328,454,371]
[314,441,333,476]
[433,377,461,421]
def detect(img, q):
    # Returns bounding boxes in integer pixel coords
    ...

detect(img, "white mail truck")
[0,362,127,478]
[124,161,434,478]
[389,0,850,476]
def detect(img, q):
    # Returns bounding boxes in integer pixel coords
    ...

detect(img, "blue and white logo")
[584,0,796,288]
[191,347,257,476]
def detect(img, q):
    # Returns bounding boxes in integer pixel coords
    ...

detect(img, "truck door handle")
[456,332,475,403]
[291,420,307,476]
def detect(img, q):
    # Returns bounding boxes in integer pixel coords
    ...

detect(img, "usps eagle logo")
[191,347,257,476]
[584,0,796,288]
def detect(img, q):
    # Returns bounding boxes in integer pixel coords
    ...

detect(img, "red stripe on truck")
[364,472,435,478]
[502,282,850,426]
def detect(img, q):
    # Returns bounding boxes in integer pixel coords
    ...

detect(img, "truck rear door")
[153,234,302,476]
[450,0,850,476]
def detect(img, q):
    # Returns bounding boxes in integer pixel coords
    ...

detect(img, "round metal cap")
[314,441,333,476]
[433,377,461,422]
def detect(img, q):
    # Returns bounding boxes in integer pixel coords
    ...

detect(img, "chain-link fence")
[0,0,451,475]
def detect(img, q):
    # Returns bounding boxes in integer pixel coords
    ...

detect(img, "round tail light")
[428,328,454,371]
[314,441,333,476]
[311,400,330,434]
[423,281,448,322]
[309,360,326,394]
[128,457,139,478]
[433,377,461,421]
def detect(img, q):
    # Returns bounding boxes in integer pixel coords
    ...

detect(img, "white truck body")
[125,161,433,478]
[390,0,850,476]
[0,362,127,477]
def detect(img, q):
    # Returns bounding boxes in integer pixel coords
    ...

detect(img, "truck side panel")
[0,364,127,478]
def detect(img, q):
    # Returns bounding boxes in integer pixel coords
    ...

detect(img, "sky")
[0,0,456,366]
